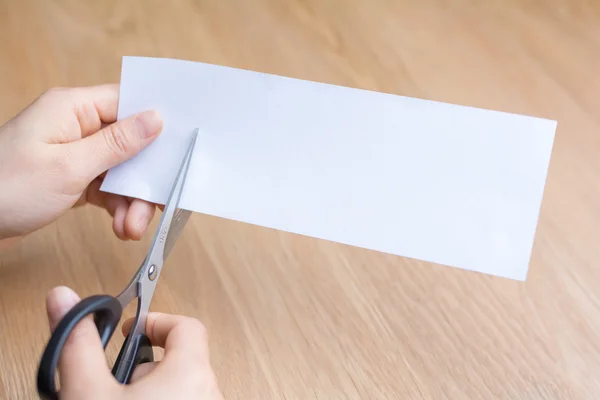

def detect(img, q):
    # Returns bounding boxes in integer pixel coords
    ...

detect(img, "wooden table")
[1,1,599,399]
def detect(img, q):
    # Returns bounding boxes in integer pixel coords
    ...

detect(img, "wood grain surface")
[1,0,599,399]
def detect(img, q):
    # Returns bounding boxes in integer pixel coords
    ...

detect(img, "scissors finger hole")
[37,295,122,400]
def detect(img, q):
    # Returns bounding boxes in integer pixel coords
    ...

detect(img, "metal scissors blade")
[111,128,198,381]
[116,128,198,305]
[145,128,198,270]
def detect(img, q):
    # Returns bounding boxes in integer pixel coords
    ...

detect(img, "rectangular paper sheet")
[101,56,556,281]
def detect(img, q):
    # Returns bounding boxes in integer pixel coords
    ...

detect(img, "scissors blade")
[116,128,198,302]
[145,128,198,267]
[163,208,192,259]
[112,128,198,382]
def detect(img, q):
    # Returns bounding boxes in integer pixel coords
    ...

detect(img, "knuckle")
[29,87,73,121]
[192,371,218,394]
[40,86,70,103]
[75,101,101,132]
[103,124,131,155]
[182,317,208,338]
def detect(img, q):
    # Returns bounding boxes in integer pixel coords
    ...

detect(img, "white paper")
[101,56,556,281]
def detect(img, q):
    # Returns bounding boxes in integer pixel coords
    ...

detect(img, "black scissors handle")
[112,329,154,383]
[36,295,153,400]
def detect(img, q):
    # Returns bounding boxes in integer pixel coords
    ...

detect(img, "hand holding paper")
[0,84,163,242]
[101,56,556,281]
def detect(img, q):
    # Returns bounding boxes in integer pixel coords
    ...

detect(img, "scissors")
[36,129,199,400]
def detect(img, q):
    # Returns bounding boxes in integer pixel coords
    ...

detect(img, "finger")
[122,315,221,399]
[32,85,120,142]
[84,178,145,240]
[67,110,163,182]
[70,84,120,138]
[129,361,160,383]
[112,200,130,240]
[84,177,126,217]
[124,199,156,240]
[122,313,209,366]
[45,286,113,391]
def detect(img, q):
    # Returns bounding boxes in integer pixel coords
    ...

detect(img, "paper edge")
[120,55,559,125]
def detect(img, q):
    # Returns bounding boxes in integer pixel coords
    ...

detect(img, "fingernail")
[135,110,163,139]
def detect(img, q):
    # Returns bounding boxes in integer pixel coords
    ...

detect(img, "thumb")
[70,110,163,180]
[46,286,113,392]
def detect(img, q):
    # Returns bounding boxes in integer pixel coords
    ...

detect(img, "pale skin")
[0,85,223,399]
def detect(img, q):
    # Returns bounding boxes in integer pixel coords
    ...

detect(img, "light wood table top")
[1,1,599,399]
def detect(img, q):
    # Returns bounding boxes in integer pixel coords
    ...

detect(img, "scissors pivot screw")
[148,264,157,281]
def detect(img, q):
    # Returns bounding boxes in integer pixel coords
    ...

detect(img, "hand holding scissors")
[36,130,208,399]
